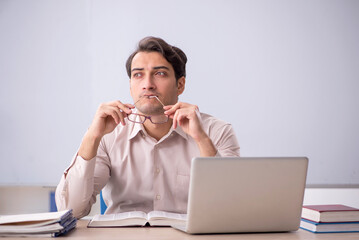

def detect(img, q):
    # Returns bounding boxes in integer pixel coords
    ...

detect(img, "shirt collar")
[172,126,188,140]
[128,120,144,140]
[128,120,189,141]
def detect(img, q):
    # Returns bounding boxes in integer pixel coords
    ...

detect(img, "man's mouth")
[140,94,165,107]
[135,94,161,107]
[143,94,158,98]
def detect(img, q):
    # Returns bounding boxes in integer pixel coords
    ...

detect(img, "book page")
[0,210,70,225]
[0,223,63,233]
[92,211,147,222]
[147,211,187,221]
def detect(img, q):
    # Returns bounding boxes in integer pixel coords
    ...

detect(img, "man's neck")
[143,119,173,141]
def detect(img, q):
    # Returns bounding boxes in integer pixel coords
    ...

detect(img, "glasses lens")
[150,115,169,124]
[127,113,145,123]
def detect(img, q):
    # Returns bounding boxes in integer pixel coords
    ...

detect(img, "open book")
[88,211,187,227]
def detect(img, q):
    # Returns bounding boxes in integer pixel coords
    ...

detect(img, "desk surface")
[8,220,359,240]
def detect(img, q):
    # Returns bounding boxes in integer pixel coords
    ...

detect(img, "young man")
[56,37,240,218]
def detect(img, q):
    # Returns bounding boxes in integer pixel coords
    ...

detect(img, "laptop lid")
[182,157,308,234]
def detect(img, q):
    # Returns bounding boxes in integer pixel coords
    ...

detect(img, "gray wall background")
[0,0,358,186]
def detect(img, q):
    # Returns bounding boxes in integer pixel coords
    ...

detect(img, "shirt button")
[156,194,161,200]
[156,168,160,174]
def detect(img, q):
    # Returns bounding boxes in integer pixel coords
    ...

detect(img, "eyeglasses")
[128,95,168,124]
[127,113,169,124]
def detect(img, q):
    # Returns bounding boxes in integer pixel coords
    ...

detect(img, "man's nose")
[142,74,156,90]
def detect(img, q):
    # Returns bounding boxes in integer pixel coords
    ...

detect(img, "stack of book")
[300,204,359,233]
[0,209,76,237]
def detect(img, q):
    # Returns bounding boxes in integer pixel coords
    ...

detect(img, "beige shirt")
[55,112,240,218]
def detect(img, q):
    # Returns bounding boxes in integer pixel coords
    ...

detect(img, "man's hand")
[164,102,217,156]
[163,102,205,141]
[89,101,134,140]
[79,101,134,160]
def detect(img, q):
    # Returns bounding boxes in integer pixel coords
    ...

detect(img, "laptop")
[172,157,308,234]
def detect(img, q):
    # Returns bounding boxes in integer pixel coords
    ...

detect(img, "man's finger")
[115,102,132,115]
[172,109,180,129]
[124,103,135,109]
[163,105,172,111]
[164,103,181,115]
[102,107,120,125]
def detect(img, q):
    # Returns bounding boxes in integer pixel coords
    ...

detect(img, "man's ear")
[177,77,186,95]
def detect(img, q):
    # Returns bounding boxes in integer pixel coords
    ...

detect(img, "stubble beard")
[136,102,164,116]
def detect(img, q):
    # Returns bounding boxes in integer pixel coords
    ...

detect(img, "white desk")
[7,220,359,240]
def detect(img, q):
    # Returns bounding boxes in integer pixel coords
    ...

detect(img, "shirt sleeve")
[212,123,240,157]
[55,139,110,219]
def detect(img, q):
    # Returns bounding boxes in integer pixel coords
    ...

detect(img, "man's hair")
[126,37,187,82]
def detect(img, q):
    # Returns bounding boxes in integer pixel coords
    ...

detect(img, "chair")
[100,191,107,214]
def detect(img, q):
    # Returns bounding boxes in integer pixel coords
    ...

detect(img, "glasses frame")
[127,113,169,124]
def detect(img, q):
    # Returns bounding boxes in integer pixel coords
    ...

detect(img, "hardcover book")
[300,218,359,233]
[302,204,359,223]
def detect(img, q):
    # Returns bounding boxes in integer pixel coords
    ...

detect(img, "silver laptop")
[172,157,308,234]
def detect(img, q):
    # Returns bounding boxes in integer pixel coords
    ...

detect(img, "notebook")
[171,157,308,234]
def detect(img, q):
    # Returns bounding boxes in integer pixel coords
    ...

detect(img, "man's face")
[130,51,185,115]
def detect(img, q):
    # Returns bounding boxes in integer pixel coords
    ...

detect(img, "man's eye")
[133,73,142,78]
[156,71,166,76]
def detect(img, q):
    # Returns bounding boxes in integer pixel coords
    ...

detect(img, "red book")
[302,204,359,223]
